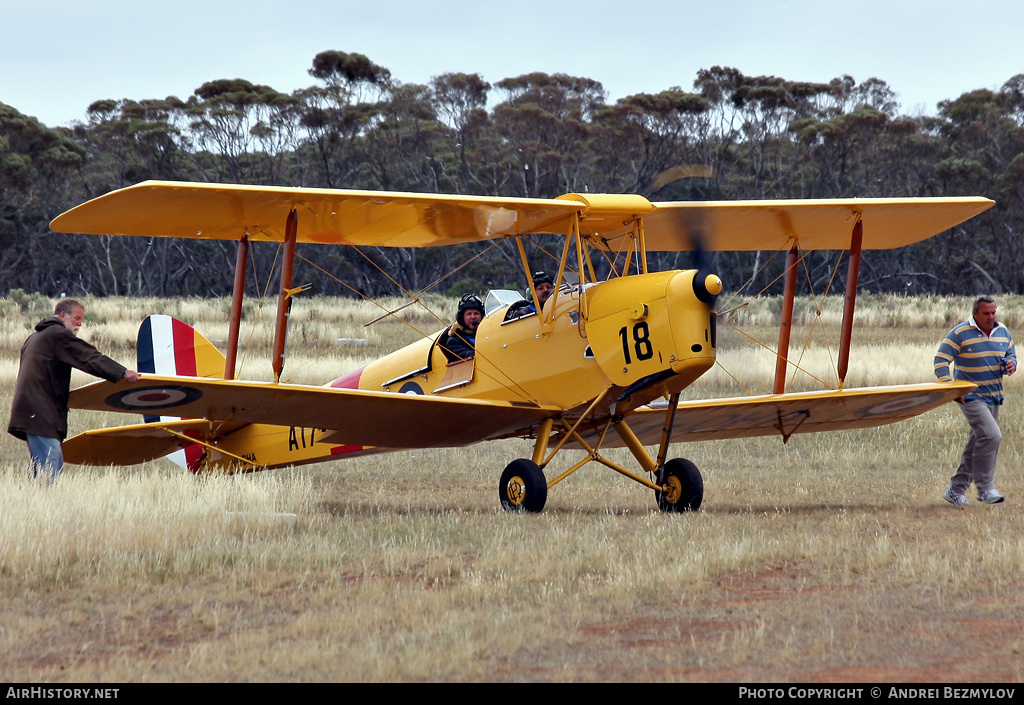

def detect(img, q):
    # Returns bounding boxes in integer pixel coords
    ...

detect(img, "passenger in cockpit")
[441,294,484,362]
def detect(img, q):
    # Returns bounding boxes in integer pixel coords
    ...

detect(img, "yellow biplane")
[50,182,988,512]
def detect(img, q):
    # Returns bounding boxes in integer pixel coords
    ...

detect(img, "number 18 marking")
[618,322,654,364]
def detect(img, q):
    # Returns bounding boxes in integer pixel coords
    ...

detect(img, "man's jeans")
[26,434,63,483]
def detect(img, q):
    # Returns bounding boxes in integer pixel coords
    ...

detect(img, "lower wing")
[575,382,974,447]
[69,375,560,449]
[62,419,247,466]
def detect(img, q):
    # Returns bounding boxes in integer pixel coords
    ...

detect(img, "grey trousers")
[952,401,1002,495]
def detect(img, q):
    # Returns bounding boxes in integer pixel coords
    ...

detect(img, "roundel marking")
[399,382,424,395]
[105,385,204,410]
[853,391,945,419]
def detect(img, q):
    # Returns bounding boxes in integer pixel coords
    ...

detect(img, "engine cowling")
[585,270,720,393]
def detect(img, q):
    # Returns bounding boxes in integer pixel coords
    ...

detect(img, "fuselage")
[203,269,719,470]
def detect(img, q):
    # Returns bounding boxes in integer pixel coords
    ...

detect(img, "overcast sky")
[3,0,1022,128]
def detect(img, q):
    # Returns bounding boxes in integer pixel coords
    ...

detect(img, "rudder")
[138,314,226,380]
[137,315,226,472]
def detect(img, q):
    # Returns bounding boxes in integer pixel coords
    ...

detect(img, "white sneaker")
[978,489,1005,504]
[944,487,969,507]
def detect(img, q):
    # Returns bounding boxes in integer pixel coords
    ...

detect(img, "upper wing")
[572,382,974,447]
[69,375,559,448]
[49,181,584,247]
[50,181,993,252]
[603,197,995,252]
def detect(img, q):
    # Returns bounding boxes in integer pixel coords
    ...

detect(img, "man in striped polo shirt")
[934,296,1016,507]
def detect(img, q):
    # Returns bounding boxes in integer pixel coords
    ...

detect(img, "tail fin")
[138,314,226,380]
[137,315,227,472]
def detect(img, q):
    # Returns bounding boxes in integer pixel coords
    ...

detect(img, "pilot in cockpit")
[504,272,555,321]
[530,271,554,311]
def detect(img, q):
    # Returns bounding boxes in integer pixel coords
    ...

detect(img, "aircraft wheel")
[656,458,703,512]
[499,459,547,513]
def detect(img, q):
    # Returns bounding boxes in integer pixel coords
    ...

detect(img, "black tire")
[499,459,547,513]
[656,458,703,512]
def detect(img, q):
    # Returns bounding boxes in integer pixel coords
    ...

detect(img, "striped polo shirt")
[934,316,1016,405]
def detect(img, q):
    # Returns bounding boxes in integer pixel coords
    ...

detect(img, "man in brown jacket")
[8,298,141,482]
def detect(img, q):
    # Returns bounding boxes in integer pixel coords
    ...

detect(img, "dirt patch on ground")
[3,561,1022,682]
[527,564,1024,682]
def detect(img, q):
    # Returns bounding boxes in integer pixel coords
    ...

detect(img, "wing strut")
[773,244,800,394]
[225,234,249,380]
[514,235,545,319]
[655,392,681,474]
[837,219,864,389]
[272,210,299,383]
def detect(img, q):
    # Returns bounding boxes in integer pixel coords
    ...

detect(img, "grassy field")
[1,293,1023,682]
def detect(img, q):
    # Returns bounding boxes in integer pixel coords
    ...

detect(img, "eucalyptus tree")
[0,103,89,295]
[354,82,466,294]
[76,97,189,191]
[430,72,492,194]
[185,78,302,184]
[490,72,606,197]
[296,50,391,188]
[361,82,447,193]
[591,89,712,195]
[924,79,1024,293]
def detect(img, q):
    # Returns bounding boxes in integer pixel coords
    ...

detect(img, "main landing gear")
[496,454,703,514]
[497,402,704,514]
[499,459,548,513]
[655,458,704,512]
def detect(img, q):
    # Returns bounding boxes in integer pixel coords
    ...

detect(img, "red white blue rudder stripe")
[137,315,226,472]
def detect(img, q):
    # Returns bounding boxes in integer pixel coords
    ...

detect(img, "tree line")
[2,51,1023,302]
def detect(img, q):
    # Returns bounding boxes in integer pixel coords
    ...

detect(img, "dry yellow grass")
[1,294,1023,682]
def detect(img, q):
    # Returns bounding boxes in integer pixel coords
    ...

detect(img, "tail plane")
[137,315,226,472]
